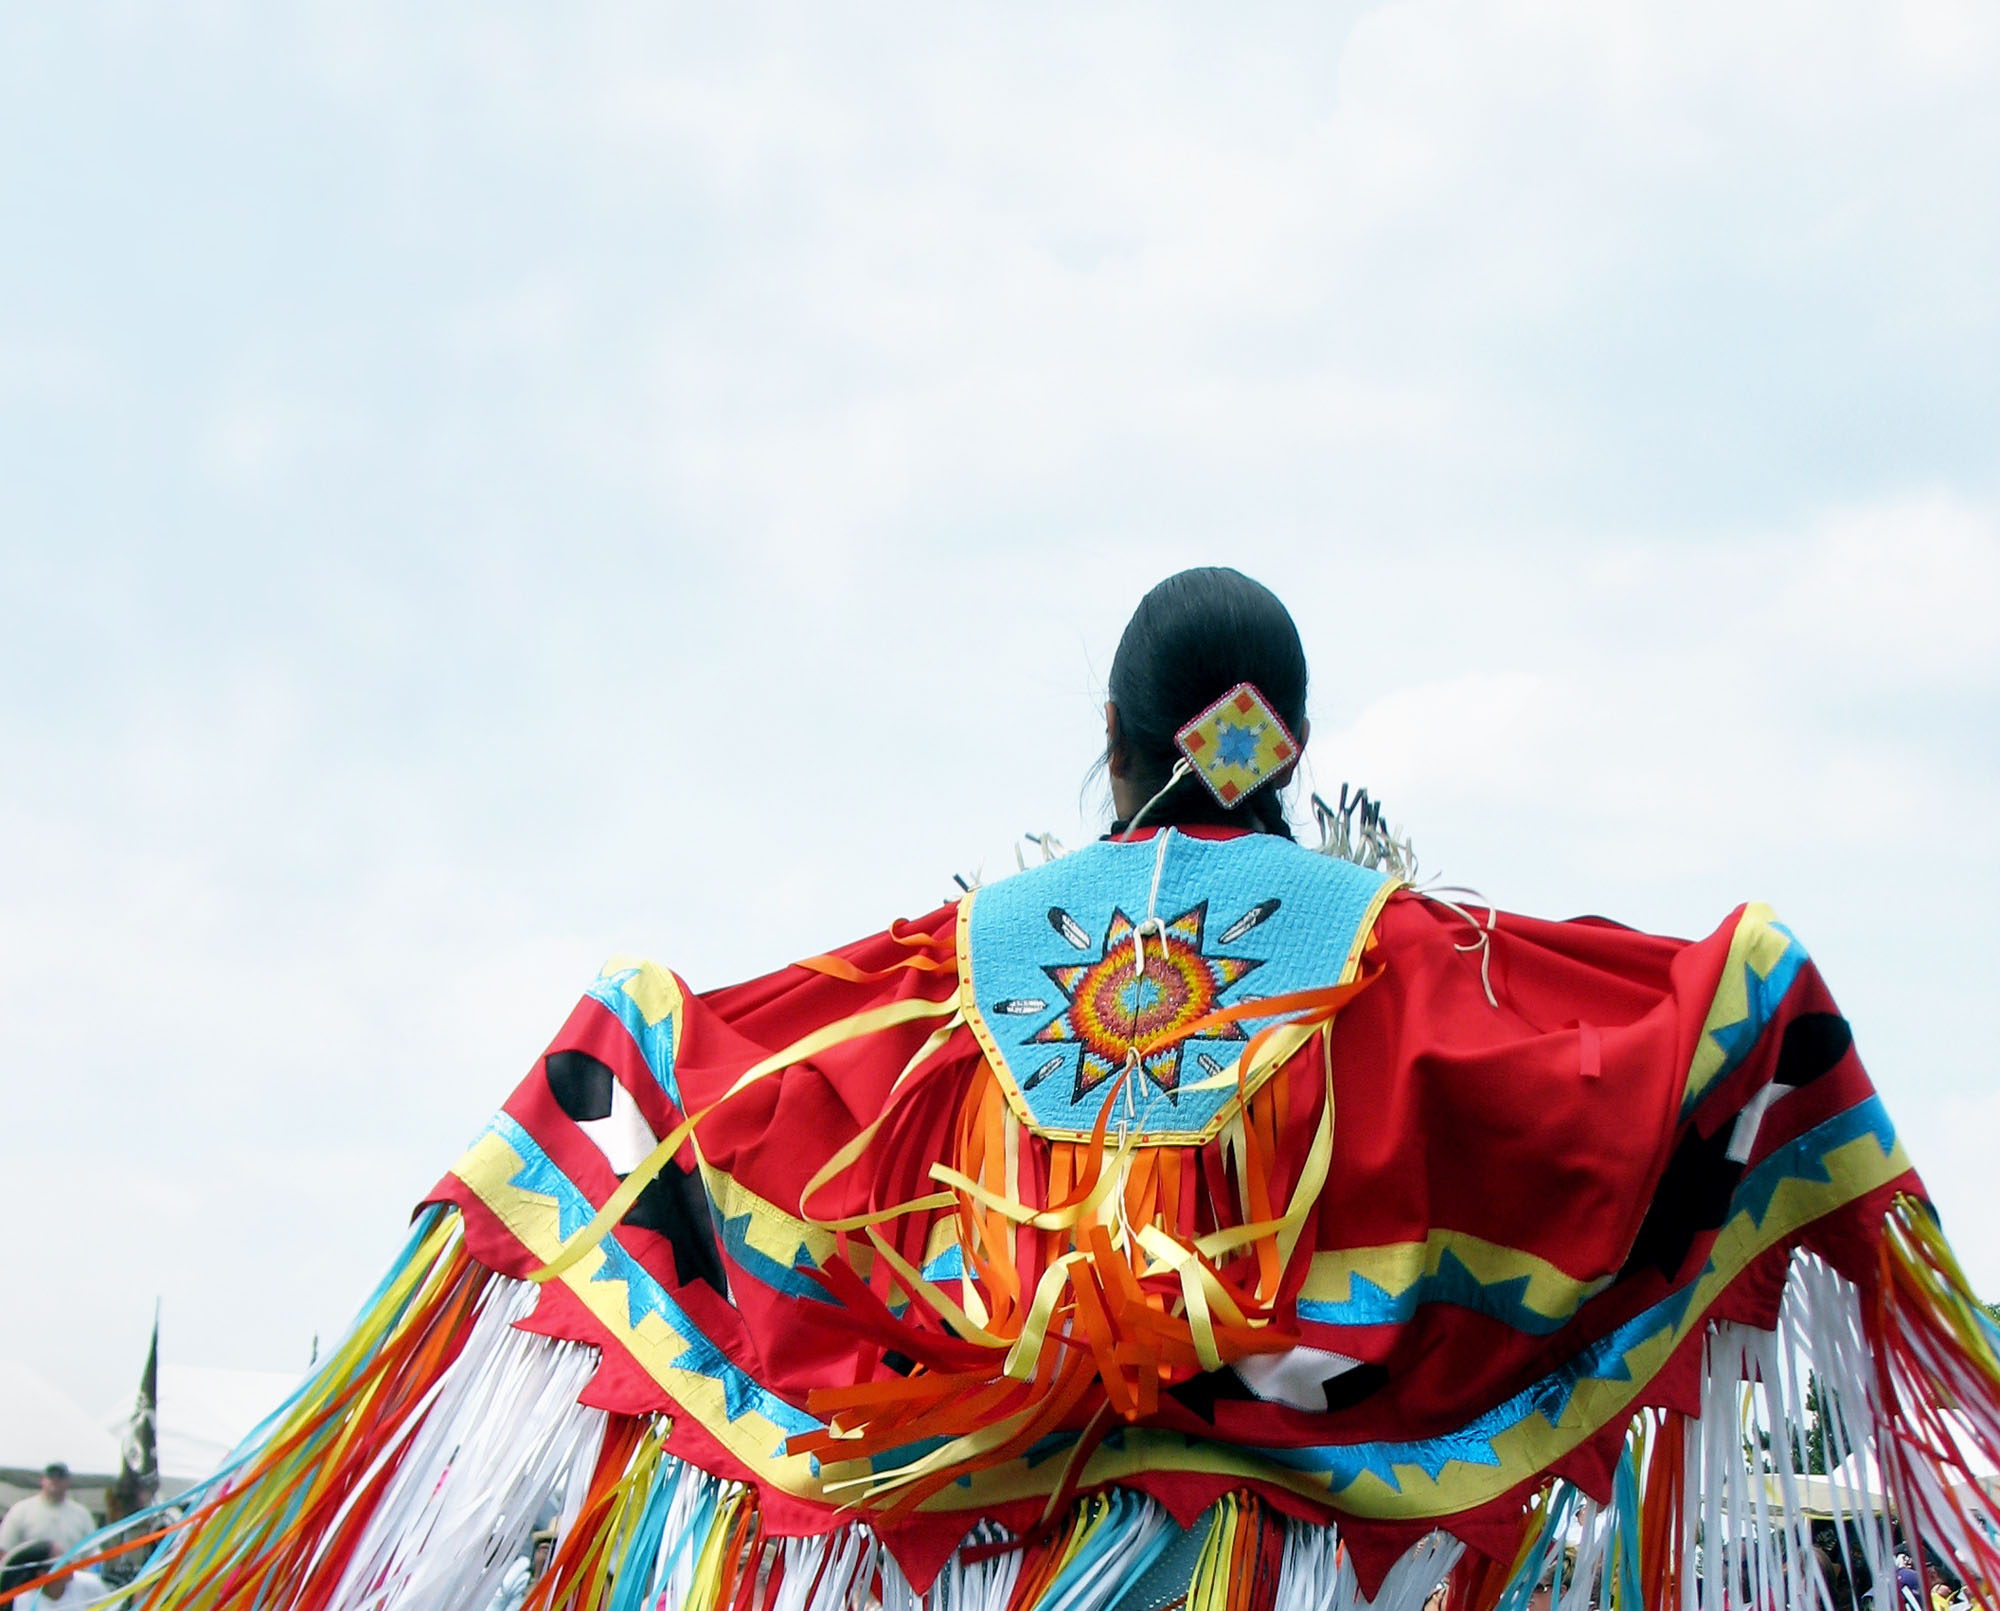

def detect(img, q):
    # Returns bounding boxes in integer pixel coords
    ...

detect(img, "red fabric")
[430,884,1920,1596]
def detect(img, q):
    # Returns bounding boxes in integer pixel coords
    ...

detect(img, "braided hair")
[1105,567,1308,839]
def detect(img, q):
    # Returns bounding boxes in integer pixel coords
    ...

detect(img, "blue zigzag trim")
[485,1119,819,1448]
[1733,1095,1897,1229]
[719,1212,833,1303]
[587,968,684,1107]
[1254,1093,1899,1494]
[1683,923,1809,1118]
[493,1114,598,1239]
[1299,1248,1570,1336]
[479,1078,1899,1492]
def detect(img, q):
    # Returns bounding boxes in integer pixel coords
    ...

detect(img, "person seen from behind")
[0,1541,108,1608]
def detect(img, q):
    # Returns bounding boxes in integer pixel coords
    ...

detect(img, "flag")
[112,1304,159,1510]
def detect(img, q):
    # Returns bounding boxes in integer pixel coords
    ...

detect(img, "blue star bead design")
[1215,722,1260,767]
[1118,976,1166,1016]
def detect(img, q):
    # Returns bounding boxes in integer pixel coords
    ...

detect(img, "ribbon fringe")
[31,1197,2000,1611]
[1456,1203,2000,1611]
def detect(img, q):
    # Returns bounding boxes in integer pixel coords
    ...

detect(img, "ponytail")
[1104,568,1308,839]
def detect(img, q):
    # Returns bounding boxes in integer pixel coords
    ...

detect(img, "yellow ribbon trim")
[797,1007,969,1231]
[1177,1014,1317,1094]
[1137,1224,1233,1370]
[928,1122,1135,1233]
[861,1225,1009,1350]
[1188,1497,1239,1611]
[529,992,962,1284]
[1002,1251,1090,1380]
[817,1396,1044,1499]
[1190,1023,1336,1268]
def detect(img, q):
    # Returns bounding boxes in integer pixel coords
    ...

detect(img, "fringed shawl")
[60,829,2000,1611]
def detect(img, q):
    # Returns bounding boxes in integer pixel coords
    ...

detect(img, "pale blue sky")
[3,2,1997,1417]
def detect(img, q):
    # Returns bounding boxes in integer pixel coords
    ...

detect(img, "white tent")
[0,1359,124,1485]
[1768,1436,2000,1519]
[130,1364,299,1487]
[0,1357,300,1508]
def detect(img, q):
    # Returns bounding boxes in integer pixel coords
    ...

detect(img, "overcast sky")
[3,1,1996,1422]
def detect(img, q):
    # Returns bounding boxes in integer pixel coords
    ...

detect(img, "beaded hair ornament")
[1121,680,1300,837]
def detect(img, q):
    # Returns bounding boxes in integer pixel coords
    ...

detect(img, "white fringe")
[1361,1531,1464,1611]
[266,1251,1999,1611]
[317,1276,603,1611]
[1313,787,1418,882]
[1446,1253,1997,1611]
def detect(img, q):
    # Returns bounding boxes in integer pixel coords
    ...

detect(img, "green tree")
[1786,1373,1829,1474]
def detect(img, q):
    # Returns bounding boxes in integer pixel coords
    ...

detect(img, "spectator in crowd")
[0,1541,108,1608]
[1866,1552,1927,1611]
[487,1529,557,1611]
[0,1466,96,1556]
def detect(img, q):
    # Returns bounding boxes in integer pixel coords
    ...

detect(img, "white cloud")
[1315,494,1999,897]
[1321,671,1562,802]
[2,0,1997,1412]
[1775,492,2000,686]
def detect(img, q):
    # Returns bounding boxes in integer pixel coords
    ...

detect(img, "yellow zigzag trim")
[1300,1233,1610,1327]
[454,1114,1908,1517]
[1027,1122,1913,1520]
[453,1134,827,1492]
[1681,904,1796,1111]
[454,919,1896,1521]
[601,954,684,1030]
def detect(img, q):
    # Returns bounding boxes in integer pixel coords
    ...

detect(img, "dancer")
[39,569,2000,1611]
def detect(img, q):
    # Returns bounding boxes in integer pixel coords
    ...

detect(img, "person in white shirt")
[15,1567,108,1609]
[484,1529,555,1611]
[0,1542,108,1609]
[0,1467,97,1557]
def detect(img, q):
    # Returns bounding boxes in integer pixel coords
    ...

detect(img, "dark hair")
[1,1542,56,1594]
[1106,567,1308,838]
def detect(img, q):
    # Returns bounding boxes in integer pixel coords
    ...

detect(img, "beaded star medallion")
[1174,682,1299,808]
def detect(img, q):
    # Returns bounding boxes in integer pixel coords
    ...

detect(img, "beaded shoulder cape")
[69,828,2000,1611]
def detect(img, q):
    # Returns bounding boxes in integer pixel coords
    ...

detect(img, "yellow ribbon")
[817,1400,1040,1500]
[1188,1496,1241,1611]
[861,1225,1009,1350]
[529,992,962,1284]
[928,1122,1134,1233]
[1189,1023,1336,1267]
[1136,1231,1240,1367]
[1002,1251,1091,1380]
[797,1007,969,1231]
